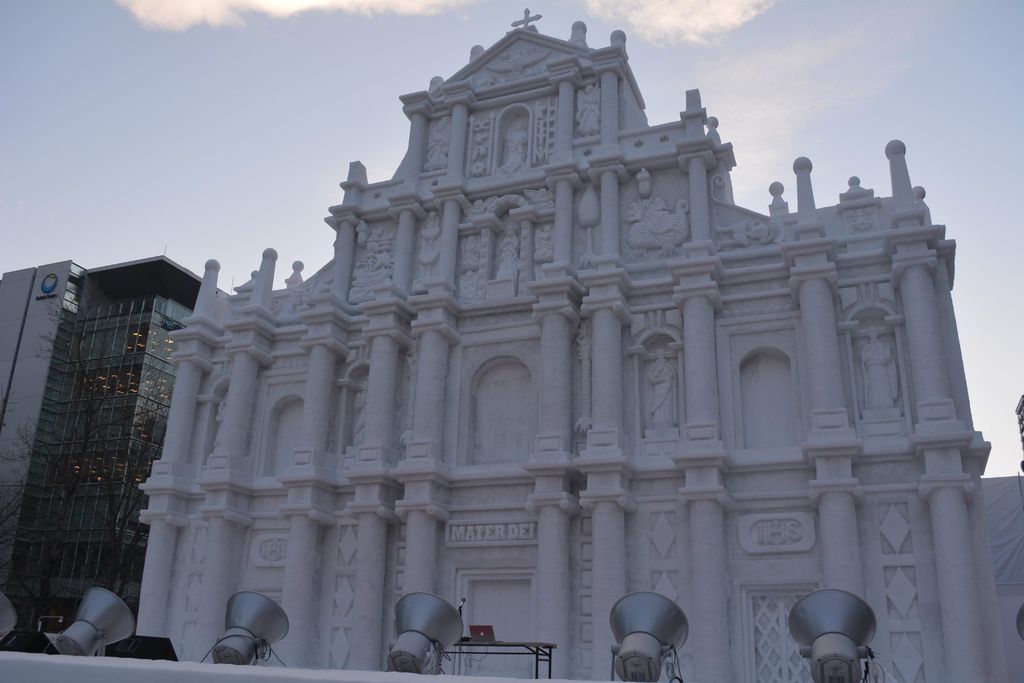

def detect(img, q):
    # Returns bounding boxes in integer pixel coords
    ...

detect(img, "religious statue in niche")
[495,228,520,283]
[415,212,441,289]
[468,116,493,178]
[533,223,554,278]
[458,234,482,304]
[351,379,367,446]
[424,117,451,172]
[625,168,690,259]
[646,350,677,430]
[500,117,529,173]
[576,83,600,136]
[861,328,899,410]
[349,221,394,303]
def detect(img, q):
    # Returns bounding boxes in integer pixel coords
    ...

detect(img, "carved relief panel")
[349,220,396,304]
[423,116,451,172]
[623,168,690,262]
[575,83,600,137]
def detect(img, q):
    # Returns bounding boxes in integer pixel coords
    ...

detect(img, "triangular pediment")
[448,30,591,92]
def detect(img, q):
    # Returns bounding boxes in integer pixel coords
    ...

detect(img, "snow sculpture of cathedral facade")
[137,18,1005,683]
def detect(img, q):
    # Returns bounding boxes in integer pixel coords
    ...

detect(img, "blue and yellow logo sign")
[40,273,58,294]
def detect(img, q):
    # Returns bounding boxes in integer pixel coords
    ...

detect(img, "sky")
[1,0,1022,476]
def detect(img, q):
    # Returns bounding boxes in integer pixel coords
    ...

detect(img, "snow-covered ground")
[0,652,590,683]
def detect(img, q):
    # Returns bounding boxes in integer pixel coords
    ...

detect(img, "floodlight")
[211,591,289,665]
[788,589,876,683]
[0,592,16,636]
[386,592,463,674]
[609,592,688,682]
[51,587,135,656]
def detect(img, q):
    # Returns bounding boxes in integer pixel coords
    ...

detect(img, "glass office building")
[0,257,200,628]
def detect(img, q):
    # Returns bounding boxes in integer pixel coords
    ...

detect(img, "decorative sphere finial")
[848,176,861,188]
[262,248,278,261]
[707,116,719,130]
[611,29,626,47]
[885,139,906,158]
[204,259,221,272]
[793,157,812,173]
[913,186,926,200]
[292,260,304,273]
[769,181,785,198]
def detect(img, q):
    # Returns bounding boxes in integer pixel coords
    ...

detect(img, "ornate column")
[398,92,433,182]
[138,260,222,635]
[670,260,734,683]
[578,266,631,677]
[195,509,252,656]
[580,487,632,679]
[669,92,735,681]
[326,161,368,304]
[192,248,275,651]
[885,140,984,678]
[545,59,583,269]
[344,482,398,671]
[784,156,864,595]
[390,198,426,294]
[358,293,413,465]
[919,478,986,681]
[442,84,474,180]
[527,491,579,679]
[205,249,276,472]
[276,296,353,666]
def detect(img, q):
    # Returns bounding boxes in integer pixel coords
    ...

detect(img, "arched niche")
[341,364,369,452]
[739,349,797,448]
[495,104,532,174]
[630,330,683,442]
[845,306,906,425]
[201,377,230,467]
[264,396,304,476]
[469,357,536,465]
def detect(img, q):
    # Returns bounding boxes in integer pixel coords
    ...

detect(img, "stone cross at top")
[512,8,542,31]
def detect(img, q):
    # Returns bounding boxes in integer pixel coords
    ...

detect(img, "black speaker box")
[0,630,53,653]
[105,635,178,661]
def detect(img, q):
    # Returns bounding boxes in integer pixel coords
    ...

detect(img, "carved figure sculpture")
[469,116,492,178]
[424,117,451,171]
[496,228,520,281]
[458,235,482,304]
[501,118,529,173]
[416,212,441,285]
[351,381,367,446]
[576,84,600,136]
[647,350,676,428]
[350,222,393,302]
[626,168,690,258]
[533,223,554,278]
[861,328,899,409]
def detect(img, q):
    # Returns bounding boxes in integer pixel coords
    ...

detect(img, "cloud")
[115,0,479,31]
[582,0,776,44]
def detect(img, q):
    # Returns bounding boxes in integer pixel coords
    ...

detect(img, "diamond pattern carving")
[751,592,807,683]
[880,504,910,554]
[650,512,675,558]
[330,628,351,668]
[334,576,354,617]
[652,572,677,601]
[890,632,923,683]
[339,526,357,565]
[885,567,916,619]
